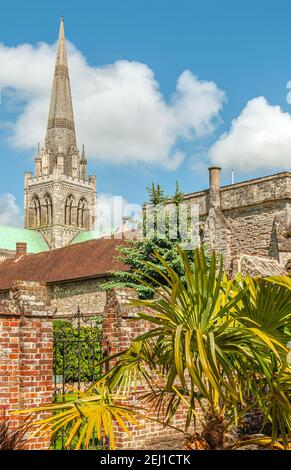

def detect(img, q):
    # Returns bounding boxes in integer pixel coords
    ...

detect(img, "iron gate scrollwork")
[52,306,110,449]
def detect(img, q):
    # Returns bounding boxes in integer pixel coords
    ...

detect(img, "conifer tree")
[103,182,198,298]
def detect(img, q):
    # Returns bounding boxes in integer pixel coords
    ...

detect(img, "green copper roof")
[71,224,133,245]
[0,225,49,253]
[70,230,103,244]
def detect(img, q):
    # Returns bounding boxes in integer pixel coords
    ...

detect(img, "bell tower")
[24,17,97,249]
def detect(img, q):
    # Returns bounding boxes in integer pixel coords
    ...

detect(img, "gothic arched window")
[77,197,87,228]
[31,195,41,228]
[65,195,75,226]
[43,193,53,226]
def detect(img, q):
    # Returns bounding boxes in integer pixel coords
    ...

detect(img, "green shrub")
[53,318,103,384]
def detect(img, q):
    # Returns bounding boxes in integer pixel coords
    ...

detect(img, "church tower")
[24,18,97,249]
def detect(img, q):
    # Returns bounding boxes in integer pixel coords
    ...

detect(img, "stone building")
[173,167,291,273]
[0,238,129,318]
[24,17,97,249]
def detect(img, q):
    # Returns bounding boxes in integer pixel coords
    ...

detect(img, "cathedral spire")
[25,19,97,249]
[44,17,77,174]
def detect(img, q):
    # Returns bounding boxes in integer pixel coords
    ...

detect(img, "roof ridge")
[0,237,130,291]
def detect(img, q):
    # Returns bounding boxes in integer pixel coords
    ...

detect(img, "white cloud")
[0,41,225,169]
[172,71,225,138]
[0,193,22,226]
[209,96,291,171]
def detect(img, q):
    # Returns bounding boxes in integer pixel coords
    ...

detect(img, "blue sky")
[0,0,291,224]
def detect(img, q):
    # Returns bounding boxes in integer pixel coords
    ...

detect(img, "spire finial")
[58,14,65,46]
[36,142,41,160]
[81,144,87,162]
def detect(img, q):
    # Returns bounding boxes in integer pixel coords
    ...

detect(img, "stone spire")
[24,18,97,249]
[44,17,77,174]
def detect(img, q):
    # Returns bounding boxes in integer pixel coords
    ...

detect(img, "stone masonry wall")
[226,200,288,259]
[0,277,110,321]
[181,172,291,269]
[48,278,107,318]
[0,249,15,264]
[103,288,191,450]
[0,281,53,450]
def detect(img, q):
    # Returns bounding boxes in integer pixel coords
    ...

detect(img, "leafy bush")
[53,319,103,383]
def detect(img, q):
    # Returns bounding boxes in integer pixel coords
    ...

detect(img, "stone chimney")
[16,242,27,258]
[209,166,221,208]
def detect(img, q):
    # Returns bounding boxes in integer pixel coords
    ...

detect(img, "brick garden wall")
[103,288,191,450]
[0,281,53,450]
[0,283,190,450]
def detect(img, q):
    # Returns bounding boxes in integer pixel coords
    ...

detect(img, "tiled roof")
[0,238,129,290]
[0,225,48,252]
[70,229,104,244]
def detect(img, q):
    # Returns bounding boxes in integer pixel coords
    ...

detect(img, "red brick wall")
[0,281,53,450]
[103,288,192,449]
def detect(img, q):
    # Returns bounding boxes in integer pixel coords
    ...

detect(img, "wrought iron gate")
[52,306,109,449]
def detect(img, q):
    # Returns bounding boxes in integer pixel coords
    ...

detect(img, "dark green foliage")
[102,182,202,298]
[53,319,103,383]
[238,408,272,437]
[103,238,190,298]
[146,182,166,205]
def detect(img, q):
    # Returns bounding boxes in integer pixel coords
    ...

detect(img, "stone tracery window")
[77,197,87,228]
[65,195,75,226]
[31,195,41,228]
[43,193,53,226]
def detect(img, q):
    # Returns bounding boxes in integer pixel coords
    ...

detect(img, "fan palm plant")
[14,382,139,450]
[104,247,291,448]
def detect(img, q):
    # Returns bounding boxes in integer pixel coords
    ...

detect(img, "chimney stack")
[208,167,221,208]
[16,242,27,258]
